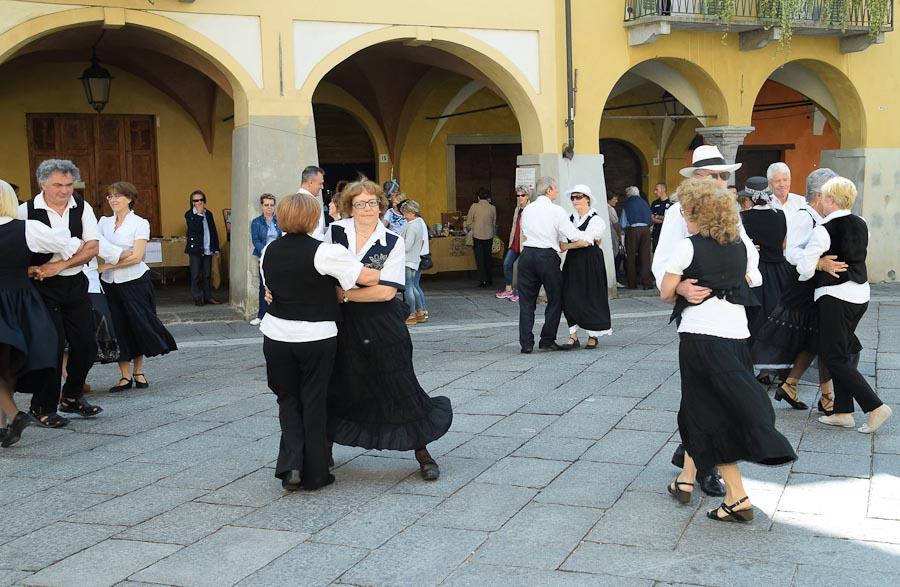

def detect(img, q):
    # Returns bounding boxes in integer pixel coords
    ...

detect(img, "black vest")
[814,214,868,287]
[0,220,31,286]
[670,235,759,325]
[740,208,786,264]
[26,196,84,265]
[262,233,341,322]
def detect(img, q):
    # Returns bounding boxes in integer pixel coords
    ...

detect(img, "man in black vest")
[16,159,102,427]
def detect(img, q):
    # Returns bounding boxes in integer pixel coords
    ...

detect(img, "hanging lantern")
[80,48,112,113]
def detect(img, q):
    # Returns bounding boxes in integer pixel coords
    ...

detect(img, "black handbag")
[419,253,434,270]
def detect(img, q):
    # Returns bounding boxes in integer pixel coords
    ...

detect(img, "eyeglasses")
[106,194,124,200]
[192,198,205,203]
[352,199,380,210]
[697,171,731,181]
[570,194,588,200]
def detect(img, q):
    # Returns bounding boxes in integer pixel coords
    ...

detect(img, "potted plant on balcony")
[756,0,890,48]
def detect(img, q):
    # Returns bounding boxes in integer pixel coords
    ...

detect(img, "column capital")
[695,125,755,146]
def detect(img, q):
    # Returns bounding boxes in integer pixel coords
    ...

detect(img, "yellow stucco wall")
[0,60,233,237]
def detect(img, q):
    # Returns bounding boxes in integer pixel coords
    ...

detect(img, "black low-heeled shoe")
[281,470,302,491]
[109,377,133,393]
[817,399,834,416]
[1,412,35,448]
[133,374,149,389]
[302,473,336,491]
[774,384,809,410]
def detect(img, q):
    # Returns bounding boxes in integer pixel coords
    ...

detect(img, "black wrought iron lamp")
[80,47,112,113]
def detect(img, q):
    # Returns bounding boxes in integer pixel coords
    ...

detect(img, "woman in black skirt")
[0,181,83,446]
[326,180,453,480]
[560,184,611,349]
[97,182,176,392]
[738,177,792,379]
[660,178,796,523]
[260,193,381,490]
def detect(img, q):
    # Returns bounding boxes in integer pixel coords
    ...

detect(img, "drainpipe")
[563,0,575,159]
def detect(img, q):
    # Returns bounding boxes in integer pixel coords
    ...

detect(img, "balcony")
[623,0,893,52]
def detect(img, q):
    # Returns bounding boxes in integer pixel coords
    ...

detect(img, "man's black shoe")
[698,472,726,497]
[520,347,533,354]
[538,342,566,351]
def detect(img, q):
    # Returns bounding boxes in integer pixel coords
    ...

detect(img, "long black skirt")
[104,272,177,362]
[0,279,57,378]
[746,259,792,342]
[678,333,797,472]
[752,275,816,370]
[562,246,612,333]
[328,298,452,451]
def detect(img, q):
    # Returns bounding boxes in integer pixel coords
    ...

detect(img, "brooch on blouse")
[365,253,390,270]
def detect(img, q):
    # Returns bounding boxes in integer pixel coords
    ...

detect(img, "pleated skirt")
[104,272,177,362]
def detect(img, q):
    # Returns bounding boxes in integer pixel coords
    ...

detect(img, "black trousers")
[517,247,563,350]
[18,273,96,412]
[625,226,653,288]
[189,254,213,302]
[817,296,882,414]
[263,336,335,485]
[473,237,493,285]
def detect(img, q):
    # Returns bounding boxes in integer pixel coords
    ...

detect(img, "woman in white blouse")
[325,180,452,481]
[97,182,176,393]
[660,178,795,523]
[560,184,612,350]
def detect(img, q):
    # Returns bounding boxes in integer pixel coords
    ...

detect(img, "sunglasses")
[698,171,731,181]
[192,198,206,203]
[570,194,588,200]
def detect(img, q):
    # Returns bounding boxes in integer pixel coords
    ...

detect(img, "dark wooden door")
[454,143,521,245]
[26,113,161,235]
[600,139,644,198]
[735,147,786,189]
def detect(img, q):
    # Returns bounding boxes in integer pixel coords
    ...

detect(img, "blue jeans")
[405,267,427,313]
[257,265,268,319]
[502,249,520,288]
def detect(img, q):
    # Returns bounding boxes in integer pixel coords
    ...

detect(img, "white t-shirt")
[665,238,759,339]
[17,193,99,276]
[97,211,151,284]
[258,241,364,343]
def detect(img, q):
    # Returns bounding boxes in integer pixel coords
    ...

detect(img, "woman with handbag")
[400,199,429,325]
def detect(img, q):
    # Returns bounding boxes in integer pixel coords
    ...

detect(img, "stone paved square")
[1,287,899,586]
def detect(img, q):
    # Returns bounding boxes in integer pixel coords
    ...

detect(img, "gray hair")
[766,162,791,181]
[805,167,838,202]
[400,199,420,215]
[624,186,640,197]
[300,165,324,184]
[535,176,557,196]
[36,159,81,185]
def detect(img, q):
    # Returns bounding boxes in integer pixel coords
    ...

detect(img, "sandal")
[415,449,440,481]
[133,373,149,389]
[28,408,69,428]
[109,377,133,393]
[585,336,599,350]
[707,496,754,523]
[818,387,834,415]
[667,479,694,504]
[59,396,103,418]
[561,335,580,350]
[774,381,809,410]
[1,412,35,448]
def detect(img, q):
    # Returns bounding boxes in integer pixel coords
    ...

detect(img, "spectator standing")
[496,186,530,301]
[607,192,624,284]
[620,186,654,289]
[400,199,428,325]
[382,182,407,234]
[250,194,279,326]
[466,188,497,288]
[649,182,672,252]
[184,189,221,306]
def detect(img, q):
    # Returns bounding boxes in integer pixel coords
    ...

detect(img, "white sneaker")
[858,405,893,434]
[818,413,855,428]
[249,318,261,326]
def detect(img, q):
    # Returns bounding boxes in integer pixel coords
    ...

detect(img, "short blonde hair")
[677,178,740,246]
[277,192,322,234]
[339,180,388,217]
[0,180,18,217]
[821,176,857,210]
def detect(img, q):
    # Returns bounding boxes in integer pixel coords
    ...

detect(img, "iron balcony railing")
[624,0,893,30]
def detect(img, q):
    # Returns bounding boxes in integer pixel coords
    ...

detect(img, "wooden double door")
[454,143,522,245]
[27,114,161,235]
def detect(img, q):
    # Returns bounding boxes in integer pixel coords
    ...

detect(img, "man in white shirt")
[16,159,102,426]
[298,165,327,240]
[767,162,805,221]
[517,176,590,353]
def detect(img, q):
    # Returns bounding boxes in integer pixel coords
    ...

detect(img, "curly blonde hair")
[677,178,740,246]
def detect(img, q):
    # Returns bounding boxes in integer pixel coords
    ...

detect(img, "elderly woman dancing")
[797,177,892,433]
[661,178,796,523]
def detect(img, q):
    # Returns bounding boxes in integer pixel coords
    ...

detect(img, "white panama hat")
[679,144,742,178]
[565,184,594,201]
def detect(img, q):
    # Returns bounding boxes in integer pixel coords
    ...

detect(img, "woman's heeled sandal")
[585,336,599,350]
[561,336,580,350]
[109,377,133,393]
[707,496,754,522]
[667,479,694,504]
[133,373,149,389]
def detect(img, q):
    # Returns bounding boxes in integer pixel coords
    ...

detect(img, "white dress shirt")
[797,209,870,304]
[521,196,590,252]
[0,217,82,260]
[298,188,327,241]
[784,205,822,267]
[17,193,99,276]
[97,212,151,284]
[770,192,805,221]
[651,201,760,290]
[259,241,364,342]
[325,219,406,289]
[665,238,760,339]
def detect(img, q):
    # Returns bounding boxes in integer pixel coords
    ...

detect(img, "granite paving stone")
[421,481,536,531]
[0,522,123,572]
[117,502,255,545]
[475,455,570,488]
[585,490,698,548]
[446,433,525,460]
[511,432,595,462]
[0,570,31,587]
[0,490,113,541]
[66,484,207,526]
[790,449,872,478]
[778,473,869,518]
[444,564,654,587]
[198,468,298,508]
[391,456,494,498]
[481,412,558,438]
[312,492,442,549]
[22,539,180,587]
[537,461,642,508]
[131,526,305,587]
[582,429,670,465]
[59,461,179,495]
[614,408,678,432]
[236,542,367,587]
[792,563,900,586]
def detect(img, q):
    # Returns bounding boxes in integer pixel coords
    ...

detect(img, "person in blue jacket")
[250,193,279,325]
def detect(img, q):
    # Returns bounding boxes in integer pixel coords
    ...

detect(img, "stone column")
[695,125,755,186]
[230,113,319,318]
